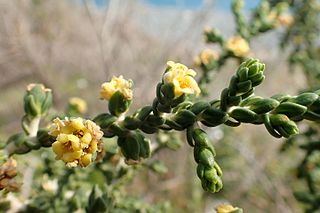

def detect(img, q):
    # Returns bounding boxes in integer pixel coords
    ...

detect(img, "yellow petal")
[81,154,92,167]
[71,118,85,130]
[61,151,82,162]
[56,134,69,143]
[88,141,98,153]
[81,132,92,144]
[67,134,80,143]
[52,141,64,157]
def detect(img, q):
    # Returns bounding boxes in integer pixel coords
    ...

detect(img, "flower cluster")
[277,14,294,26]
[68,97,87,114]
[163,61,201,97]
[225,36,250,57]
[100,75,133,101]
[194,49,219,66]
[49,117,103,167]
[0,158,20,192]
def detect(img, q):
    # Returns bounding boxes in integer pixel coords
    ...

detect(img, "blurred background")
[0,0,310,212]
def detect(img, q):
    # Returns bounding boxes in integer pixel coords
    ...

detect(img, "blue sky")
[94,0,261,10]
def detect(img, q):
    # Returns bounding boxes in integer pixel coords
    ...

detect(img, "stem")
[28,116,41,137]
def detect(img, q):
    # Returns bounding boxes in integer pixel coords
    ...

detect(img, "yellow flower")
[277,14,294,26]
[225,36,250,57]
[216,204,240,213]
[100,75,133,101]
[69,97,87,114]
[49,117,103,167]
[164,61,201,97]
[194,49,219,66]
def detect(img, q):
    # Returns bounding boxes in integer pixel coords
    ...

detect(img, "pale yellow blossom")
[194,49,219,66]
[225,36,250,57]
[216,204,240,213]
[164,61,201,97]
[277,14,294,26]
[69,97,87,114]
[49,117,103,167]
[100,75,133,101]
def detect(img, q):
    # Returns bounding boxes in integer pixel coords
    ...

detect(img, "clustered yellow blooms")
[225,36,250,57]
[100,75,133,101]
[215,204,240,213]
[277,14,294,26]
[194,49,219,66]
[69,97,87,114]
[0,158,20,192]
[164,61,201,97]
[49,117,103,167]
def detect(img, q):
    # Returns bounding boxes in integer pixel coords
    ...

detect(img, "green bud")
[274,102,307,118]
[6,133,31,155]
[291,92,318,106]
[123,117,141,130]
[36,128,55,147]
[229,107,259,123]
[146,115,165,127]
[302,110,320,122]
[136,106,153,121]
[119,134,140,163]
[271,94,291,102]
[249,71,265,86]
[227,96,242,107]
[237,67,249,82]
[170,94,186,108]
[248,98,279,114]
[192,129,215,154]
[118,131,150,164]
[190,101,210,115]
[240,96,263,107]
[173,109,196,128]
[201,107,229,127]
[108,91,131,116]
[139,135,151,159]
[93,113,117,129]
[236,80,252,94]
[198,149,215,167]
[165,119,184,130]
[86,185,110,213]
[269,114,299,138]
[24,84,52,118]
[197,164,205,179]
[160,83,175,100]
[140,123,158,134]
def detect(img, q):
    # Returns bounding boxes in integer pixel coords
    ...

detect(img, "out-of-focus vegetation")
[0,0,320,213]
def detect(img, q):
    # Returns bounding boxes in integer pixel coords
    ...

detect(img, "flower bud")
[86,185,109,213]
[269,114,299,138]
[194,49,219,67]
[117,131,150,165]
[225,36,250,57]
[67,97,87,115]
[100,76,133,116]
[24,84,52,118]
